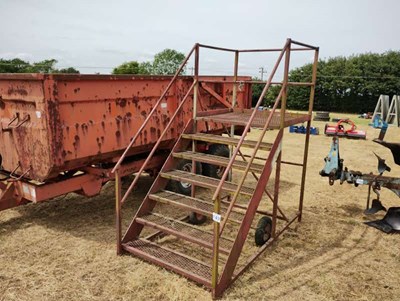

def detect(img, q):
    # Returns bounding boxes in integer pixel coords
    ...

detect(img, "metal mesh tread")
[197,109,309,129]
[173,151,265,173]
[149,190,246,223]
[122,239,212,286]
[136,213,233,253]
[160,169,255,196]
[181,133,273,151]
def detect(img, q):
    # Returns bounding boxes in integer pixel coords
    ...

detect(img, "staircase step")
[197,108,309,129]
[149,190,246,223]
[160,170,255,196]
[173,151,265,173]
[136,213,233,254]
[181,133,272,151]
[122,239,212,287]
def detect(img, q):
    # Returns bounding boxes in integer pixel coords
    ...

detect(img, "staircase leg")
[115,170,122,255]
[298,120,311,222]
[211,195,221,298]
[272,152,282,238]
[299,48,318,222]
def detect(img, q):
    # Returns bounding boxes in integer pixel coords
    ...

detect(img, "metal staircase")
[112,39,319,298]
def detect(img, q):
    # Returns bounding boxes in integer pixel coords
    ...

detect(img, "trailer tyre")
[188,212,207,225]
[255,216,273,246]
[168,159,202,195]
[203,144,230,179]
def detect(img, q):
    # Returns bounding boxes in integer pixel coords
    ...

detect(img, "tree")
[0,58,79,74]
[112,61,151,75]
[55,67,80,73]
[251,77,282,108]
[112,49,185,76]
[152,49,185,75]
[270,51,400,113]
[27,59,57,73]
[0,58,30,73]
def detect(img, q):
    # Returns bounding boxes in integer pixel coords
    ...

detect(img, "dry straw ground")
[1,113,400,301]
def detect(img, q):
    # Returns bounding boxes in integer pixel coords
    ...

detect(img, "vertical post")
[280,39,291,129]
[231,51,239,110]
[115,169,122,255]
[229,51,239,181]
[193,44,200,120]
[191,44,200,198]
[272,151,281,238]
[273,40,290,234]
[298,48,319,222]
[212,195,221,295]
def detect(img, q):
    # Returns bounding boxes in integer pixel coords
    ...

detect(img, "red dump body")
[0,74,251,182]
[0,74,251,210]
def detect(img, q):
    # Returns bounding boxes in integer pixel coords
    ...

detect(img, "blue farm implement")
[289,125,319,135]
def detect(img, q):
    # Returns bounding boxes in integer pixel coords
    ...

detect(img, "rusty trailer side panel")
[0,74,251,182]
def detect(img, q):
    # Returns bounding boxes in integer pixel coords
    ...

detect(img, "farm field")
[1,113,400,301]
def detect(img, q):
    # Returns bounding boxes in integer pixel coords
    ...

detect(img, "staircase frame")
[112,39,319,298]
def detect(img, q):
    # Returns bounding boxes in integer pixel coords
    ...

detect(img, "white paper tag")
[160,102,167,109]
[36,111,42,119]
[30,186,36,201]
[212,212,221,223]
[356,179,364,185]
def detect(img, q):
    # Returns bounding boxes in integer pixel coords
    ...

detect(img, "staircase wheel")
[203,144,230,179]
[167,159,202,195]
[188,212,207,225]
[255,216,273,246]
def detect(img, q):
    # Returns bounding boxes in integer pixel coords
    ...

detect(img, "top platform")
[197,108,310,129]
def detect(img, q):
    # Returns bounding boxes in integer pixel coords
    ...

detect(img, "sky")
[0,0,399,77]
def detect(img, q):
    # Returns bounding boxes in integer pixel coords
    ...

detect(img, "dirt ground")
[1,114,400,301]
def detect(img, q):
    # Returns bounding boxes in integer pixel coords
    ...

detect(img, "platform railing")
[209,39,319,289]
[213,39,290,234]
[213,39,319,234]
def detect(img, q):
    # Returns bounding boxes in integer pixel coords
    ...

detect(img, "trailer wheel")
[203,144,230,179]
[168,159,202,195]
[188,212,207,225]
[255,216,272,246]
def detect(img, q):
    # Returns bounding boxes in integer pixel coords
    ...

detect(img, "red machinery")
[324,118,366,139]
[0,74,252,211]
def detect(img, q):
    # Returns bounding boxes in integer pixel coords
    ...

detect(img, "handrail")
[111,44,196,173]
[238,47,311,52]
[211,38,290,202]
[290,39,319,50]
[120,80,197,204]
[198,44,236,52]
[198,43,315,53]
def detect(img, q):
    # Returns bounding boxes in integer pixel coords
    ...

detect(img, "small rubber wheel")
[203,144,230,179]
[255,216,272,246]
[167,159,202,195]
[188,212,207,225]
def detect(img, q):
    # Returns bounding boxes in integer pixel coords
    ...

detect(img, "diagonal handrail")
[219,86,285,233]
[219,41,294,234]
[211,39,290,202]
[111,44,197,174]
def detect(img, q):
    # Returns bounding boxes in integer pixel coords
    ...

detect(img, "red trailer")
[0,74,252,211]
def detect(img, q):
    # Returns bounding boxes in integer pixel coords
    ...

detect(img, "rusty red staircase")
[112,39,319,298]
